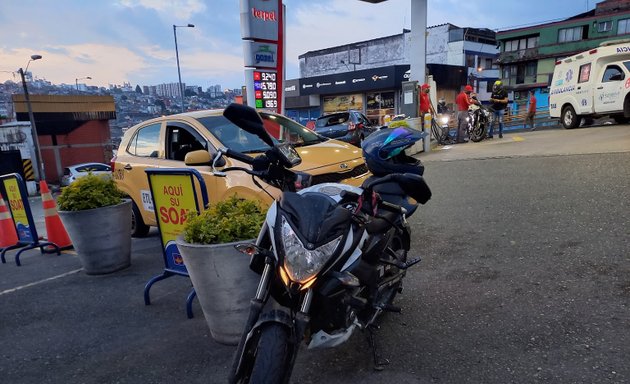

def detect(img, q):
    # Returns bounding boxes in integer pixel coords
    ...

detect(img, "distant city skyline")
[0,0,594,89]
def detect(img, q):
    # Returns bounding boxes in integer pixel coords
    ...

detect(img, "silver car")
[60,162,112,187]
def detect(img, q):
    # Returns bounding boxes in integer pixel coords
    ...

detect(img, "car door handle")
[124,164,133,170]
[597,86,604,90]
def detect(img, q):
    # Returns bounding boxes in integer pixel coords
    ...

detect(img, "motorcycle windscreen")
[279,192,352,246]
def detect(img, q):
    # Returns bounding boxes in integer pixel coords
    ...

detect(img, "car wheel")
[561,105,580,129]
[131,200,150,238]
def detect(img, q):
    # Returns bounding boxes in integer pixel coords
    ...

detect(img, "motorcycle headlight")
[440,116,449,124]
[280,216,342,284]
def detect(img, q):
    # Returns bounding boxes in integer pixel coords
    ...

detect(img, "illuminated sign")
[243,41,277,68]
[253,70,278,109]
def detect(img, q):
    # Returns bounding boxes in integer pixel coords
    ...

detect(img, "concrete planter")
[176,235,259,346]
[58,200,132,275]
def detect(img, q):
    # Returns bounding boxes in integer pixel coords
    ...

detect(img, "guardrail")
[503,108,560,130]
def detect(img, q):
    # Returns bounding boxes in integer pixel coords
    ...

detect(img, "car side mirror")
[184,149,224,167]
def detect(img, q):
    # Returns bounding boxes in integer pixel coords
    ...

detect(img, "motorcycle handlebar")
[223,147,255,165]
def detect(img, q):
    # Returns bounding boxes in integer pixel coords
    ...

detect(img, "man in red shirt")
[455,85,478,143]
[419,83,431,116]
[525,90,537,131]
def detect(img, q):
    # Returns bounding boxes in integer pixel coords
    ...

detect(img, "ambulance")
[549,40,630,128]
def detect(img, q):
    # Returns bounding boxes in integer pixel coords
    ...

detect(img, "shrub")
[182,195,266,245]
[57,174,125,211]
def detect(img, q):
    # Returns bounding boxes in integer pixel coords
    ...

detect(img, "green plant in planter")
[57,174,125,211]
[388,120,411,129]
[183,195,266,244]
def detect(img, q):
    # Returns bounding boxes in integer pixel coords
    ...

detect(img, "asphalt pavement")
[1,124,629,383]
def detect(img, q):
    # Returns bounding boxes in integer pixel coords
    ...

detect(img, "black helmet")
[361,127,426,177]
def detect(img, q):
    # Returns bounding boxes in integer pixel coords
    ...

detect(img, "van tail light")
[348,122,356,131]
[110,155,117,173]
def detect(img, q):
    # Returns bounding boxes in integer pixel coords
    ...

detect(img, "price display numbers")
[254,70,278,110]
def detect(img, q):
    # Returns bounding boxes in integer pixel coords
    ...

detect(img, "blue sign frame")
[0,173,60,266]
[142,168,208,319]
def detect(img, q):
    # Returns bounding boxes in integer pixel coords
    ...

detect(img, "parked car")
[314,110,376,146]
[60,162,112,187]
[112,108,370,237]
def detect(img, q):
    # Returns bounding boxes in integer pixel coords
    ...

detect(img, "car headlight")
[280,216,342,284]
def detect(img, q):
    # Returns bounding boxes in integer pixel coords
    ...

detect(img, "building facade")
[496,0,630,111]
[288,24,498,125]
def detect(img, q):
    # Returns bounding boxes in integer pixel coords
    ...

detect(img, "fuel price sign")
[253,70,278,109]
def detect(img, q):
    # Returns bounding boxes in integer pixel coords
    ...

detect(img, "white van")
[549,40,630,128]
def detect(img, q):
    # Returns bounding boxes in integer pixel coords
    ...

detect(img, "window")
[618,18,630,35]
[623,61,630,72]
[127,123,161,157]
[485,58,494,69]
[579,63,592,83]
[602,65,624,82]
[166,124,208,161]
[558,26,584,42]
[75,164,110,172]
[598,21,613,32]
[526,62,537,77]
[504,36,539,52]
[527,36,539,48]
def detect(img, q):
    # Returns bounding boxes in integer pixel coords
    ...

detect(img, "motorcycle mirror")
[211,151,227,177]
[223,103,274,147]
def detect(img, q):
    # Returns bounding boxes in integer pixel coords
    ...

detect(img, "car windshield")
[315,113,350,129]
[197,112,326,153]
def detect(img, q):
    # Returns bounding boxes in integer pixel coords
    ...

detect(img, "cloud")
[116,0,207,20]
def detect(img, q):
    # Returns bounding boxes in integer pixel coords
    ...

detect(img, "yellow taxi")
[112,108,370,236]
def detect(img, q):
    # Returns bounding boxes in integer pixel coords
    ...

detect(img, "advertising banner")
[2,177,33,242]
[148,172,201,274]
[322,94,363,114]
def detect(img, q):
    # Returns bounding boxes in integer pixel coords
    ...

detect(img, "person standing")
[419,83,431,115]
[488,80,508,139]
[419,83,432,131]
[455,85,478,143]
[525,90,537,131]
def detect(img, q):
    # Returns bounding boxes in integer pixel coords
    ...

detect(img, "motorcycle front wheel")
[469,122,486,142]
[249,324,290,384]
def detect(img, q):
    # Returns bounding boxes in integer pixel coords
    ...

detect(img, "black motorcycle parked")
[212,104,432,384]
[467,97,491,142]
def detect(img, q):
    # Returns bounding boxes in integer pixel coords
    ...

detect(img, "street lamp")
[75,76,92,91]
[18,54,45,182]
[173,23,194,113]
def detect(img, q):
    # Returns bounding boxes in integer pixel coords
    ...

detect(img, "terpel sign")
[240,0,279,42]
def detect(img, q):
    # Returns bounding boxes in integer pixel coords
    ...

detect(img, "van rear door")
[576,61,595,114]
[594,63,626,113]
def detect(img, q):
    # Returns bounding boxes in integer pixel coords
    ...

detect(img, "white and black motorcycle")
[215,104,432,384]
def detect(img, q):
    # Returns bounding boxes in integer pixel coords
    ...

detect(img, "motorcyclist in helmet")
[488,80,509,139]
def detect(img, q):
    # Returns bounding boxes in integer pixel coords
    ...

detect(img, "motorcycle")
[467,97,491,142]
[215,104,432,384]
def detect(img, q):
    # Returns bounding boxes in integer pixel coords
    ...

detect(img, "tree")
[135,85,143,94]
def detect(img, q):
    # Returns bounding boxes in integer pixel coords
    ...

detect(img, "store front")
[287,65,410,126]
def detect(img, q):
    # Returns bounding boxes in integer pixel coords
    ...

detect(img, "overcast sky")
[0,0,595,90]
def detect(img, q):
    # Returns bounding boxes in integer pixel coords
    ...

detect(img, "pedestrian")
[455,85,479,143]
[437,97,448,114]
[419,83,431,115]
[487,80,509,139]
[525,90,537,131]
[419,83,432,131]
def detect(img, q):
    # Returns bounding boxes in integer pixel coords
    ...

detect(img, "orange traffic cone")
[0,196,19,247]
[40,181,73,250]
